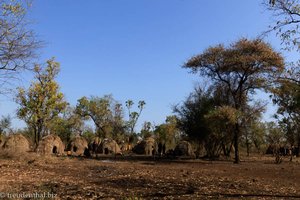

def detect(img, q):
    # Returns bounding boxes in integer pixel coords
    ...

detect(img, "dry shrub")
[37,135,65,156]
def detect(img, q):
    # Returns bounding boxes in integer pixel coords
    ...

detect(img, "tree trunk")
[34,127,38,149]
[246,138,250,157]
[234,123,240,164]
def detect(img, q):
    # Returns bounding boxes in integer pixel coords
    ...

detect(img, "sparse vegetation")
[0,0,300,199]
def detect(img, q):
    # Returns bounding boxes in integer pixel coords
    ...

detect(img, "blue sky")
[0,0,287,131]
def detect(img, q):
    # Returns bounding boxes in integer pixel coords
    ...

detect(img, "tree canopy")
[16,59,67,146]
[183,38,284,163]
[76,95,125,140]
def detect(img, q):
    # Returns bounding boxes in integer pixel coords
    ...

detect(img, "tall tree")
[125,100,146,135]
[183,38,284,163]
[265,0,300,156]
[272,76,300,154]
[16,59,67,146]
[0,0,40,93]
[76,95,125,139]
[174,86,215,148]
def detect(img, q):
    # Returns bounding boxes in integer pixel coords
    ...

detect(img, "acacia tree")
[0,0,39,93]
[183,38,284,163]
[76,95,125,139]
[16,59,67,146]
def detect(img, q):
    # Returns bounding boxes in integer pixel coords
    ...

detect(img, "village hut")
[132,137,156,156]
[174,141,195,158]
[37,135,65,156]
[99,138,121,155]
[1,134,30,153]
[67,136,89,156]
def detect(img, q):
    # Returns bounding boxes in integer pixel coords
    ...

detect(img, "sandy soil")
[0,154,299,199]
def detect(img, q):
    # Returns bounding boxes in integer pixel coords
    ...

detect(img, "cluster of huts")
[0,133,196,158]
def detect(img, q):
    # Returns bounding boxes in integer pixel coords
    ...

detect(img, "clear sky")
[0,0,286,131]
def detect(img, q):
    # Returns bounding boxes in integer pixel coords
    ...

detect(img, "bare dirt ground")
[0,154,299,199]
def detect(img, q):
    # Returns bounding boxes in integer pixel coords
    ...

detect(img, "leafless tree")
[0,0,40,94]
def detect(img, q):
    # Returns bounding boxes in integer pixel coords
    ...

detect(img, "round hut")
[99,138,121,155]
[67,136,88,156]
[1,134,30,153]
[37,135,65,156]
[174,141,195,158]
[132,137,156,156]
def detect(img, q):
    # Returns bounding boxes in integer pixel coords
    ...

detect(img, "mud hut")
[37,135,65,156]
[174,141,195,158]
[67,136,88,156]
[1,134,30,153]
[99,138,121,155]
[132,137,156,156]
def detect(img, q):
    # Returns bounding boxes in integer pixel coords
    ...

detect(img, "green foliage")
[76,95,125,140]
[271,67,300,151]
[140,121,153,139]
[16,58,67,146]
[0,115,11,135]
[265,122,286,146]
[183,38,284,162]
[82,127,95,144]
[205,106,239,157]
[265,0,300,153]
[154,115,180,151]
[46,106,83,144]
[174,86,215,144]
[240,121,267,154]
[126,100,145,135]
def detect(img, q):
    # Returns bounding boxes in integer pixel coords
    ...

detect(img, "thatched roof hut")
[37,135,65,156]
[132,137,156,156]
[1,134,30,153]
[98,138,121,155]
[174,141,195,158]
[67,136,88,156]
